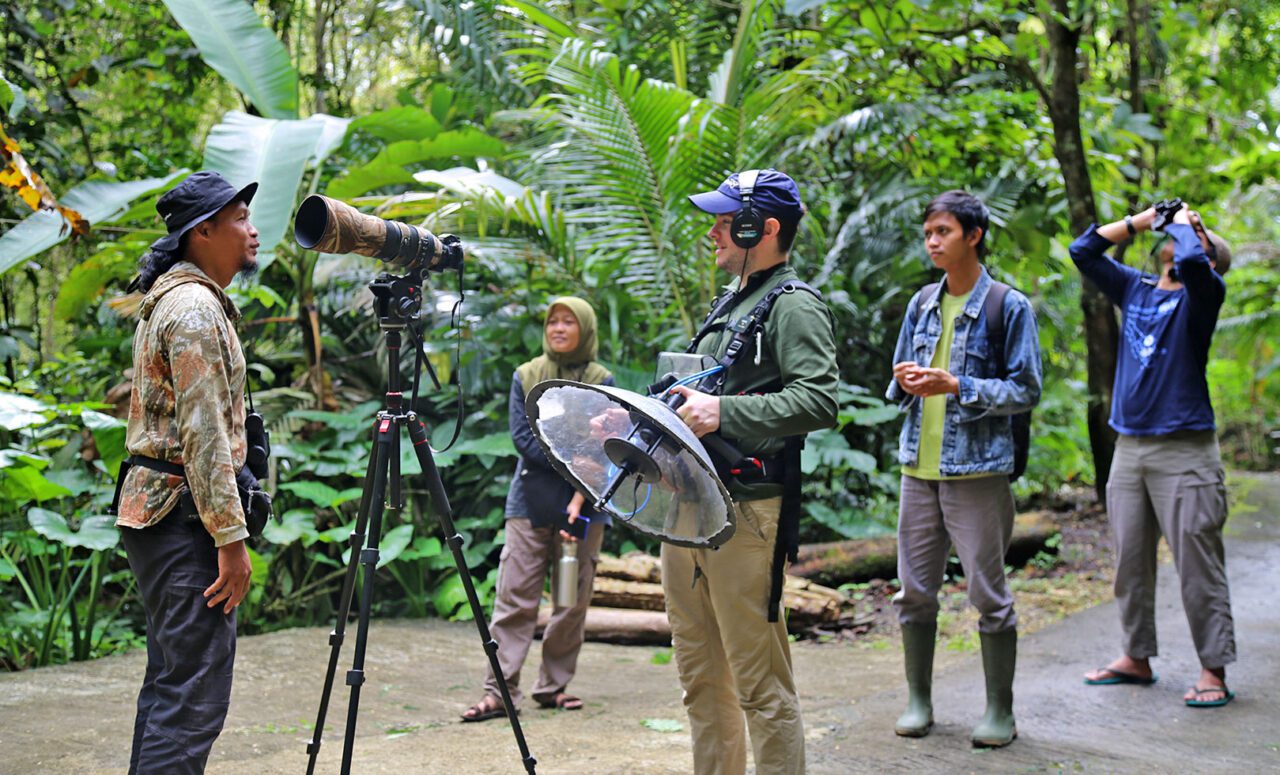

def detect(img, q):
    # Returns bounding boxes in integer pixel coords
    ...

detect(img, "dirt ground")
[2,472,1277,774]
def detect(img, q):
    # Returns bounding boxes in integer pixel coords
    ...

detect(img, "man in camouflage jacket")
[115,171,259,774]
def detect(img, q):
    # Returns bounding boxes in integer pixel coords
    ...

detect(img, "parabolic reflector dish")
[525,380,736,549]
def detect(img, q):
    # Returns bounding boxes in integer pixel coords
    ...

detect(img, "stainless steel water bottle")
[554,541,579,608]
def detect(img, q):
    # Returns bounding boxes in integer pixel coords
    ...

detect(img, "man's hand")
[899,365,960,398]
[893,361,919,390]
[205,539,252,614]
[1132,206,1157,231]
[670,385,720,437]
[1173,203,1192,226]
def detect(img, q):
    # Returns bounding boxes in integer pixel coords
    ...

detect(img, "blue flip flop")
[1185,686,1235,708]
[1084,668,1158,686]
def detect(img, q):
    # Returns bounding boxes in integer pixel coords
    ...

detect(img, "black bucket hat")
[150,171,258,252]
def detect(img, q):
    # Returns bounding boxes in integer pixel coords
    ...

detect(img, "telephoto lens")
[293,194,463,272]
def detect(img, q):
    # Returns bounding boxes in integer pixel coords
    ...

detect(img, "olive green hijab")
[515,296,611,395]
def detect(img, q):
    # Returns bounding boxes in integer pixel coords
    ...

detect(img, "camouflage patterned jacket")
[115,262,248,547]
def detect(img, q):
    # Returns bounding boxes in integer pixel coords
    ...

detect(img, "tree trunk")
[312,0,331,114]
[1044,1,1119,503]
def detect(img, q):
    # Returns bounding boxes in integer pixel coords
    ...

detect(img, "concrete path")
[807,470,1280,774]
[2,472,1277,774]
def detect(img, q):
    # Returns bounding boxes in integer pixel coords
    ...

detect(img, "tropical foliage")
[2,0,1277,669]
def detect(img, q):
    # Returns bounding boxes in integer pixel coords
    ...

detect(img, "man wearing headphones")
[664,169,839,774]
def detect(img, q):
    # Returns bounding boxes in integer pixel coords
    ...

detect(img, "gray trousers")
[893,475,1018,633]
[1107,431,1236,668]
[482,516,604,707]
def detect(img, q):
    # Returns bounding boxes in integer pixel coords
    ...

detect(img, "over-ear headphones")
[731,169,765,249]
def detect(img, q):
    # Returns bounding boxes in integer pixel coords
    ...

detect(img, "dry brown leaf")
[0,120,89,236]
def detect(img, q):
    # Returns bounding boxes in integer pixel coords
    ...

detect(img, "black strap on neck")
[686,288,741,355]
[686,263,792,355]
[693,279,821,397]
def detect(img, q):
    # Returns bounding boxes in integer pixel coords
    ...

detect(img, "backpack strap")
[984,281,1010,377]
[914,282,942,321]
[766,435,805,623]
[698,280,822,396]
[687,288,742,354]
[916,280,1009,376]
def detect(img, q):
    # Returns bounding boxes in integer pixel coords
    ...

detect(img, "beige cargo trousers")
[661,496,805,775]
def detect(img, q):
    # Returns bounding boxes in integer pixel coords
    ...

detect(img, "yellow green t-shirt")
[902,290,995,481]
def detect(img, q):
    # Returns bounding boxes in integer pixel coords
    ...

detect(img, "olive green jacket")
[692,263,839,498]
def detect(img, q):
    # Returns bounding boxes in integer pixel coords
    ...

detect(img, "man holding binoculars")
[1071,201,1238,709]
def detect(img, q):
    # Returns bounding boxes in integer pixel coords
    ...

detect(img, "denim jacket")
[885,268,1043,476]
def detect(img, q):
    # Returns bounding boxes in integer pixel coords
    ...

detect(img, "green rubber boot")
[971,628,1018,748]
[894,622,937,737]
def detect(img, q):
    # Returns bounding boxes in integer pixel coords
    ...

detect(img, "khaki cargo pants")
[661,496,805,775]
[1108,431,1236,668]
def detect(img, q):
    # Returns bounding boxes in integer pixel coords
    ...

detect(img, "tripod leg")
[407,416,538,774]
[305,417,390,775]
[338,415,398,775]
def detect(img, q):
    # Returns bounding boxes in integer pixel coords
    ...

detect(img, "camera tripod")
[305,270,537,774]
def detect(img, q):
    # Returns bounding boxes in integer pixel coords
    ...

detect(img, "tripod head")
[368,269,426,329]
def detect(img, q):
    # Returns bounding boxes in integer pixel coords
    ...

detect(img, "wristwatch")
[1124,214,1136,237]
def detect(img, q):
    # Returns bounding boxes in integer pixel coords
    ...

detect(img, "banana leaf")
[0,172,187,276]
[203,111,352,264]
[161,0,299,119]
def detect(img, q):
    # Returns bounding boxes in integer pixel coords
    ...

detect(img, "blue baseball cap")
[688,169,806,218]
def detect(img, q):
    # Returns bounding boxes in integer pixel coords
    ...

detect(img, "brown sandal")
[535,691,583,711]
[461,695,509,723]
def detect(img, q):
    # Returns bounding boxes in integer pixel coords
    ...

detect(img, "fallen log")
[536,605,671,646]
[590,577,667,612]
[790,510,1061,587]
[595,552,662,583]
[585,574,845,626]
[781,575,846,625]
[589,550,851,630]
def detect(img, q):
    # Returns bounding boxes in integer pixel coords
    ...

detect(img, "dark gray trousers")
[122,515,236,774]
[893,474,1018,633]
[1107,431,1236,668]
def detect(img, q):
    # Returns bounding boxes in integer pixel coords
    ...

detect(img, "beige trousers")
[482,516,604,707]
[661,497,805,775]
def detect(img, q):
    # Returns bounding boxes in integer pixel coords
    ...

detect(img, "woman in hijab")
[462,296,613,722]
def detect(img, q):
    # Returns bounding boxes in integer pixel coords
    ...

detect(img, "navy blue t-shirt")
[1069,223,1225,436]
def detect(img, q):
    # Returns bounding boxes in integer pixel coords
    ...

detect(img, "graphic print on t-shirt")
[1123,292,1181,368]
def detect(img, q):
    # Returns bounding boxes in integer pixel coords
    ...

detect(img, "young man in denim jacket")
[1073,204,1237,708]
[885,190,1042,748]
